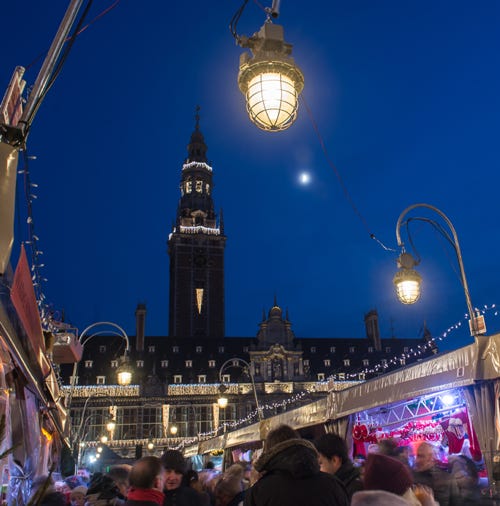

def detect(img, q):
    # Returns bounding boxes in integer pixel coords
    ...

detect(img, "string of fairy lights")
[18,149,58,331]
[336,304,498,379]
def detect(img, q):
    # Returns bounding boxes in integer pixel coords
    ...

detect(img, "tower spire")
[187,105,207,163]
[195,105,201,130]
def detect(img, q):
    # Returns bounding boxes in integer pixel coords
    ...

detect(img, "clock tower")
[167,110,226,337]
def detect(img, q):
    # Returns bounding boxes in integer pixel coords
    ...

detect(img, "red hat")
[363,453,413,496]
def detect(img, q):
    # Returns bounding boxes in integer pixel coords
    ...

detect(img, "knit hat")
[363,453,413,496]
[351,490,410,506]
[161,450,187,474]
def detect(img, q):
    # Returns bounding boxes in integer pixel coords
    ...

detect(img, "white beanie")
[351,490,410,506]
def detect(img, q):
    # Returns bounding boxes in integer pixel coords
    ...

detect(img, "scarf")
[126,488,165,505]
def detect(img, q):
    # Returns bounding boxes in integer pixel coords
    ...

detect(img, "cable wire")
[300,93,396,251]
[25,0,121,71]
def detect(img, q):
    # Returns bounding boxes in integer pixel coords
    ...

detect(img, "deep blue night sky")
[2,1,499,351]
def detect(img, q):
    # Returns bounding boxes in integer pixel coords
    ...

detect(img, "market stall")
[327,333,500,484]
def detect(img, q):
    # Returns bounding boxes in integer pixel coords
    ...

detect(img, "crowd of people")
[27,424,487,506]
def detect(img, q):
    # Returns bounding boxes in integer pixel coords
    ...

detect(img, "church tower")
[168,110,226,337]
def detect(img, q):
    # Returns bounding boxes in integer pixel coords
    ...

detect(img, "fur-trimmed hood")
[254,438,320,478]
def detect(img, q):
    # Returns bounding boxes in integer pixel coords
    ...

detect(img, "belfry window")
[195,180,203,193]
[185,181,192,194]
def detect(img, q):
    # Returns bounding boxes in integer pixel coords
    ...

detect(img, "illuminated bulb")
[238,23,304,132]
[442,394,455,406]
[393,252,422,304]
[218,396,228,409]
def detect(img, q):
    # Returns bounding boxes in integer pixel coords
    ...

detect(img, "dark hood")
[254,439,320,479]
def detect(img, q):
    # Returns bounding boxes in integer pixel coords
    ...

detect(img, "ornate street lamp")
[218,358,262,421]
[116,356,133,386]
[67,321,132,406]
[393,252,422,304]
[393,203,486,336]
[217,384,229,409]
[232,0,304,131]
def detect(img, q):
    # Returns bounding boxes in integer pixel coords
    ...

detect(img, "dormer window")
[222,374,230,383]
[317,373,325,381]
[403,347,409,353]
[174,375,182,384]
[85,360,93,368]
[400,358,406,365]
[196,346,202,353]
[198,375,206,383]
[385,347,391,353]
[209,360,216,368]
[111,360,118,368]
[136,360,144,368]
[362,359,369,367]
[97,376,105,384]
[161,360,169,368]
[324,359,331,367]
[148,346,155,353]
[330,347,336,353]
[310,347,316,353]
[173,346,179,353]
[349,346,355,353]
[381,359,388,367]
[303,359,310,367]
[99,345,106,353]
[368,346,374,353]
[243,346,249,353]
[343,359,350,367]
[185,360,193,368]
[218,346,225,353]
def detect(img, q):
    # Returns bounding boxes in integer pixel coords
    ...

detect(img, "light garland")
[328,304,498,380]
[182,161,213,172]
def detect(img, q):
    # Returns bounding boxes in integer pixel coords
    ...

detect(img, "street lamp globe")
[147,440,154,451]
[169,425,178,436]
[106,418,116,432]
[100,435,108,444]
[217,395,229,409]
[238,23,304,132]
[393,252,422,305]
[116,359,132,386]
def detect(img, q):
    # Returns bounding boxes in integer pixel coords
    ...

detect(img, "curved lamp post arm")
[67,321,131,407]
[219,358,262,421]
[395,203,478,335]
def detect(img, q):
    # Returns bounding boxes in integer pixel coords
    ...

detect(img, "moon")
[299,172,311,185]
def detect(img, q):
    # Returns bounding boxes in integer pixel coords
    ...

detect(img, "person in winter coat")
[314,433,363,500]
[413,442,460,506]
[124,456,166,506]
[243,424,348,506]
[85,473,123,506]
[160,450,203,506]
[214,465,245,506]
